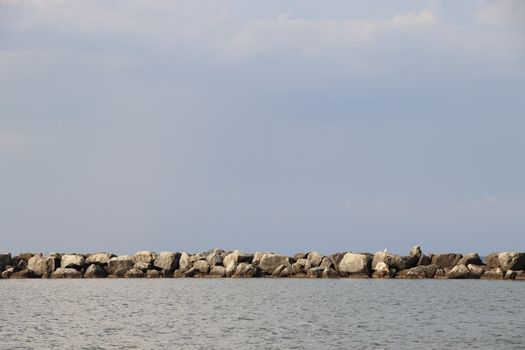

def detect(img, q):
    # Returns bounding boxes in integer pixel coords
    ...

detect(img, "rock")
[133,262,150,272]
[251,252,265,267]
[232,263,256,278]
[61,254,86,269]
[397,265,438,279]
[182,267,197,277]
[339,253,372,275]
[28,254,49,277]
[107,256,134,274]
[431,253,462,269]
[225,260,237,277]
[448,264,478,279]
[153,252,180,272]
[10,269,39,279]
[307,251,323,268]
[322,268,338,278]
[291,259,307,275]
[372,252,414,271]
[467,264,485,278]
[505,270,517,280]
[320,257,334,269]
[372,262,394,278]
[485,253,501,268]
[434,268,447,279]
[179,252,191,272]
[206,252,223,268]
[417,254,432,266]
[189,252,208,263]
[498,252,525,271]
[410,245,422,258]
[280,267,292,277]
[133,251,156,264]
[306,267,324,278]
[458,253,483,266]
[223,252,239,268]
[258,254,291,275]
[86,253,112,265]
[294,252,307,260]
[515,271,525,280]
[84,264,107,278]
[209,266,226,278]
[271,264,286,277]
[0,253,11,270]
[2,267,15,279]
[51,268,82,278]
[124,268,145,278]
[146,269,161,278]
[330,253,346,270]
[481,268,505,280]
[193,260,210,274]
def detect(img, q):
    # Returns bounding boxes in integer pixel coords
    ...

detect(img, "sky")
[1,0,524,256]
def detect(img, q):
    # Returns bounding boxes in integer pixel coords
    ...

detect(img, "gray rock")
[189,252,208,263]
[431,253,462,269]
[294,252,307,260]
[397,265,438,279]
[10,269,39,279]
[86,253,112,265]
[458,253,483,266]
[154,252,180,272]
[417,254,432,266]
[339,253,372,275]
[448,264,478,279]
[2,267,15,279]
[28,254,49,277]
[251,252,265,267]
[133,262,150,272]
[481,268,504,280]
[306,267,324,278]
[330,252,346,270]
[232,263,256,277]
[271,264,286,277]
[225,260,237,277]
[124,268,145,278]
[291,259,307,275]
[84,264,107,278]
[498,252,525,271]
[133,251,157,264]
[61,254,86,269]
[179,252,191,272]
[193,260,210,274]
[485,253,501,268]
[209,266,226,278]
[320,257,334,269]
[146,269,161,278]
[307,251,323,268]
[258,254,291,274]
[504,270,517,280]
[206,252,223,268]
[280,267,292,277]
[322,268,338,278]
[107,256,134,274]
[51,268,82,278]
[372,252,413,271]
[515,271,525,280]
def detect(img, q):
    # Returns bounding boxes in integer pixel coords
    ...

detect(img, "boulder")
[193,260,210,274]
[467,264,485,278]
[306,267,324,278]
[84,264,107,278]
[133,251,156,264]
[179,252,191,272]
[86,253,112,265]
[330,253,346,270]
[271,264,286,277]
[485,253,501,268]
[51,268,82,278]
[206,252,223,268]
[320,257,334,269]
[232,263,256,277]
[372,262,394,278]
[417,254,432,266]
[498,252,525,271]
[189,252,208,263]
[107,256,134,274]
[372,252,414,271]
[294,252,307,260]
[0,253,11,270]
[410,245,422,258]
[339,253,372,275]
[10,269,39,279]
[291,259,307,276]
[307,251,323,268]
[397,265,438,279]
[504,270,517,280]
[124,268,145,278]
[133,262,150,272]
[515,271,525,280]
[28,254,48,277]
[258,254,291,275]
[458,253,482,266]
[61,254,85,269]
[146,269,161,278]
[280,267,292,277]
[251,252,265,267]
[154,252,180,272]
[448,264,478,279]
[209,266,226,278]
[481,268,504,280]
[322,268,338,278]
[2,267,15,279]
[225,260,237,277]
[431,253,462,269]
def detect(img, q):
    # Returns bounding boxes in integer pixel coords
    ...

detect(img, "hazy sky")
[1,0,524,255]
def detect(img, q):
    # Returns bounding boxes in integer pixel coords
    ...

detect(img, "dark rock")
[458,253,483,266]
[10,269,39,279]
[417,254,432,266]
[84,264,107,278]
[322,268,338,278]
[320,257,334,269]
[485,253,501,268]
[431,254,462,269]
[0,253,11,270]
[397,265,438,279]
[306,267,324,278]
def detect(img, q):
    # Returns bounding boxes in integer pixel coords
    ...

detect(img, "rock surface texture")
[1,248,524,280]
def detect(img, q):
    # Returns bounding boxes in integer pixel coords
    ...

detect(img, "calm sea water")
[0,279,524,349]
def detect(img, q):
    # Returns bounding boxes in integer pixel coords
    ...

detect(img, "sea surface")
[0,279,524,349]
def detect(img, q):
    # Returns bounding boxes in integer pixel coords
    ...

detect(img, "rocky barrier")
[1,247,524,280]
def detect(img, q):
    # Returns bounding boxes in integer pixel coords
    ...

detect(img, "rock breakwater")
[1,247,524,280]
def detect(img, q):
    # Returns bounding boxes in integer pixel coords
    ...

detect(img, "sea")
[1,279,524,349]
